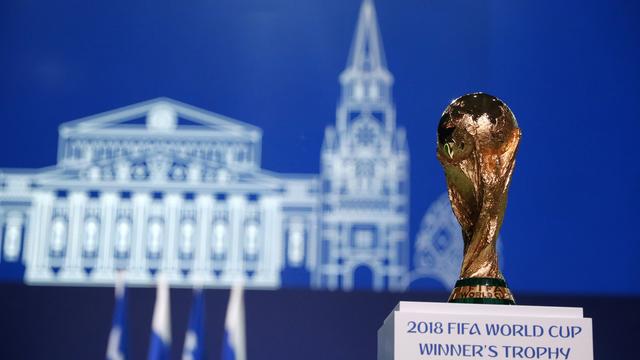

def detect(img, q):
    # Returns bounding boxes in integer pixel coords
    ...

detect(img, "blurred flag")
[182,288,205,360]
[222,282,246,360]
[148,276,171,360]
[106,273,128,360]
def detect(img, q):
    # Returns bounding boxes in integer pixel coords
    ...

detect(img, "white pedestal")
[378,301,593,360]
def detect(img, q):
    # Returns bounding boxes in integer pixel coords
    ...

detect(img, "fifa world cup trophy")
[437,93,521,305]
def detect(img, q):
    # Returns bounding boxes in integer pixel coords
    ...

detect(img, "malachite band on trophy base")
[448,277,516,305]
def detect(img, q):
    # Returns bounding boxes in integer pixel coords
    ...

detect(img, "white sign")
[378,302,593,360]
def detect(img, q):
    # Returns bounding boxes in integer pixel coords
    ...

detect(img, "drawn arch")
[353,264,374,290]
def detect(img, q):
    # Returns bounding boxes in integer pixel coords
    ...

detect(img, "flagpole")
[182,286,205,360]
[222,281,246,360]
[106,271,128,360]
[148,274,172,360]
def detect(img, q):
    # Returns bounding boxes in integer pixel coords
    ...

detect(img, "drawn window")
[3,212,23,261]
[180,220,195,257]
[147,218,164,257]
[83,217,100,255]
[212,221,227,257]
[244,221,259,257]
[351,225,377,249]
[354,82,364,100]
[356,160,375,178]
[368,83,379,100]
[287,221,305,266]
[50,217,67,256]
[355,229,374,248]
[115,218,131,256]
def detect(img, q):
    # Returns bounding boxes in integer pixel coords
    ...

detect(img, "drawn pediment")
[59,97,260,136]
[56,98,262,169]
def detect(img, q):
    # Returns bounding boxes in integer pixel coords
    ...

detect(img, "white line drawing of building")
[0,98,320,288]
[0,0,484,291]
[410,194,463,289]
[318,0,409,291]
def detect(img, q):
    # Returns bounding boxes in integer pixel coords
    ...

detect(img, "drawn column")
[25,191,53,281]
[130,192,150,282]
[62,191,87,281]
[94,191,118,281]
[163,193,181,279]
[260,195,282,286]
[228,194,246,282]
[194,193,213,282]
[23,193,41,274]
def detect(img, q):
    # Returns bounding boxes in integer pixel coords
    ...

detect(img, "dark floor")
[0,284,636,359]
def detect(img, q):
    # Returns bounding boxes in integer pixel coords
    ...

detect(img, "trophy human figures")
[437,93,521,305]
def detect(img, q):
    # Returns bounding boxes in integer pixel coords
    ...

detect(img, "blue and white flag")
[148,276,171,360]
[182,288,205,360]
[106,273,128,360]
[222,282,246,360]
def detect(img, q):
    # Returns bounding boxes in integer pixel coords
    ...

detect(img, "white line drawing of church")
[0,0,479,291]
[319,0,409,291]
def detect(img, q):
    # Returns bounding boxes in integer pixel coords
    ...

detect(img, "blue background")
[2,0,638,295]
[1,0,639,358]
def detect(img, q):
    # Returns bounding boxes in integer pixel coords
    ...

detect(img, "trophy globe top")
[437,93,520,163]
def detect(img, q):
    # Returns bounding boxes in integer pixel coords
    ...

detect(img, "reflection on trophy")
[437,93,521,305]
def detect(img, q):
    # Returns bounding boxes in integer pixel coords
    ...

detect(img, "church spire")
[340,0,392,85]
[319,0,409,292]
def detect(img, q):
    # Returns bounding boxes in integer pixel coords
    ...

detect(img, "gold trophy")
[437,93,521,305]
